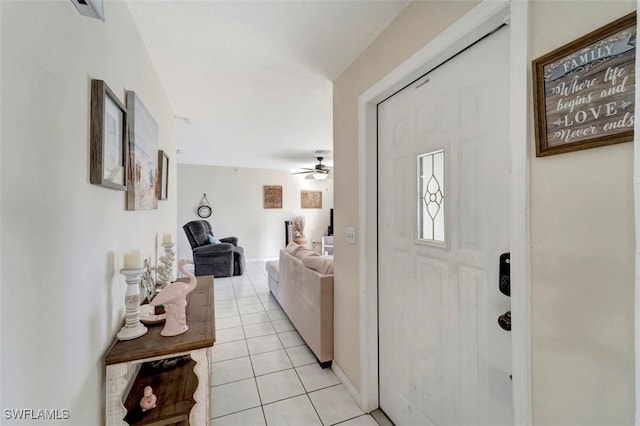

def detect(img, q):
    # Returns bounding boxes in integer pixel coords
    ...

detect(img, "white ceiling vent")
[70,0,104,22]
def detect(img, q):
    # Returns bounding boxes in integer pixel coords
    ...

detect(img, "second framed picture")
[157,150,169,201]
[301,190,322,209]
[126,91,159,210]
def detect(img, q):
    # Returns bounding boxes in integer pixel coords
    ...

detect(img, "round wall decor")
[197,194,212,218]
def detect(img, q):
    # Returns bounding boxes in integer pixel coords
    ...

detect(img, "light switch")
[346,227,356,244]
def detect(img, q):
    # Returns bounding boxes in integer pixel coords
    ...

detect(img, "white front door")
[377,26,513,425]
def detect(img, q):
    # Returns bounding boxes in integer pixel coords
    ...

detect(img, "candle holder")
[117,267,148,341]
[156,242,176,289]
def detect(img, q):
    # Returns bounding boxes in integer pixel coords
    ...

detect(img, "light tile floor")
[211,261,378,426]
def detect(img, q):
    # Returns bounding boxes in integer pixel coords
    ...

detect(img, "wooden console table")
[105,275,215,426]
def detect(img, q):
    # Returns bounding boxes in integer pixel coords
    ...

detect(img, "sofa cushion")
[295,247,318,259]
[302,255,334,275]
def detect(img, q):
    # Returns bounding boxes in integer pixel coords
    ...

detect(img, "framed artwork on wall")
[89,79,128,191]
[263,185,283,209]
[301,190,322,209]
[126,91,158,210]
[157,150,169,201]
[532,12,636,156]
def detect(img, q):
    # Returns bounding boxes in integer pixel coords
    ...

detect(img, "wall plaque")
[533,12,636,156]
[301,190,322,209]
[263,185,282,209]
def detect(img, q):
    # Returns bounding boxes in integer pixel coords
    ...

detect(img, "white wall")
[0,0,4,412]
[177,164,333,262]
[333,0,479,391]
[1,1,176,424]
[530,1,635,424]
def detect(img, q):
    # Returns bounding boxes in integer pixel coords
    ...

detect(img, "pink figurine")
[140,386,157,412]
[150,259,197,336]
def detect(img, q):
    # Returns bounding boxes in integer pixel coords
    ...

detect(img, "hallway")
[210,261,377,425]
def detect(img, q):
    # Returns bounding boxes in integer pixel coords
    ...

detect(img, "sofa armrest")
[276,249,334,363]
[219,237,238,246]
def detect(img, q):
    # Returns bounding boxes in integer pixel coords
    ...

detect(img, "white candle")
[162,233,174,244]
[124,249,143,269]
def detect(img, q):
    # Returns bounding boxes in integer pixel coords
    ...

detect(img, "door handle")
[498,311,511,331]
[499,253,510,296]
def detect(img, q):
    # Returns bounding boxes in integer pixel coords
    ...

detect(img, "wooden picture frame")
[90,80,128,190]
[126,91,159,210]
[532,12,636,157]
[157,150,169,201]
[301,190,322,209]
[263,185,282,209]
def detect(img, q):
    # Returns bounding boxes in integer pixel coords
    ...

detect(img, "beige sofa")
[267,244,334,365]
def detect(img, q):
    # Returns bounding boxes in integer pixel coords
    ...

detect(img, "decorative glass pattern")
[418,150,445,242]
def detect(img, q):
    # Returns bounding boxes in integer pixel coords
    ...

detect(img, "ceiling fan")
[292,157,332,180]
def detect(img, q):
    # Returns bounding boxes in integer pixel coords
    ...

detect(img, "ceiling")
[126,0,409,171]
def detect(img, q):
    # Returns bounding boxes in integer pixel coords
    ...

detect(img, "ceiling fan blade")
[292,156,333,177]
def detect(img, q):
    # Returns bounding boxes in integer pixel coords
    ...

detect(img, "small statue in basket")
[140,386,157,412]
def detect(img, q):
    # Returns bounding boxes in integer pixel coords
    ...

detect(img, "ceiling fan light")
[313,172,329,180]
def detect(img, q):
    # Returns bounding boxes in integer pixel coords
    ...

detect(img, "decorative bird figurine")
[150,259,197,336]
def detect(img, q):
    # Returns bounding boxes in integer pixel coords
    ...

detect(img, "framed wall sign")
[89,80,128,190]
[263,185,282,209]
[532,12,636,156]
[301,190,322,209]
[126,91,159,210]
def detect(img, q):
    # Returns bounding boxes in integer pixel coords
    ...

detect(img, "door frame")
[635,3,640,425]
[356,1,532,424]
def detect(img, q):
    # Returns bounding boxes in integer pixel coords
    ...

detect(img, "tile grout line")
[251,269,325,425]
[244,271,275,414]
[245,269,289,424]
[213,264,368,425]
[243,273,273,413]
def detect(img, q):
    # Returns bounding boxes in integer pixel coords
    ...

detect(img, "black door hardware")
[498,311,511,331]
[499,253,510,297]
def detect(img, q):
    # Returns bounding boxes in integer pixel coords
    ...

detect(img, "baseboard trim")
[370,409,394,426]
[246,257,278,262]
[332,360,366,412]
